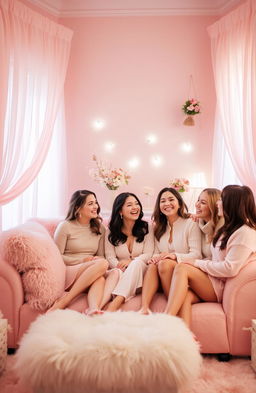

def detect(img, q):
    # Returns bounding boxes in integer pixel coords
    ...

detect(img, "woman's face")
[216,198,223,217]
[79,194,98,220]
[195,191,211,222]
[121,195,141,221]
[159,191,179,218]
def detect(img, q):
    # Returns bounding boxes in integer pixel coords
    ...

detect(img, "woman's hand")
[190,214,199,223]
[117,259,131,271]
[147,255,161,265]
[161,253,177,261]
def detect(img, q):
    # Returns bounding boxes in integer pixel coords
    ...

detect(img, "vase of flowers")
[182,98,201,126]
[170,178,190,193]
[89,155,131,191]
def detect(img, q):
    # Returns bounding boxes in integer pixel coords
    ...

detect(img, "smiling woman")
[105,192,155,311]
[48,190,120,314]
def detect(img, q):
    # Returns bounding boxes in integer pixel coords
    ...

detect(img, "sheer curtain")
[208,0,256,192]
[0,0,72,229]
[0,0,72,207]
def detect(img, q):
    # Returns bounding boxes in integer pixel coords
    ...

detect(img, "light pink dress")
[195,225,256,302]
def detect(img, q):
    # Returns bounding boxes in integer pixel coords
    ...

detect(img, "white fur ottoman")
[15,310,202,393]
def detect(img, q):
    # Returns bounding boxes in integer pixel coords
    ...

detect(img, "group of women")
[49,184,256,332]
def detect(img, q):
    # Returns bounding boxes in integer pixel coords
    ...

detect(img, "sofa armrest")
[0,258,24,348]
[222,261,256,355]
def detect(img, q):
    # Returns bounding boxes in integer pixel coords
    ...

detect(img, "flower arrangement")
[89,155,130,190]
[170,178,190,192]
[182,98,201,116]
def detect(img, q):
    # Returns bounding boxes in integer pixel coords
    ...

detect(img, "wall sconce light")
[128,157,140,169]
[151,155,163,167]
[104,142,116,152]
[180,142,193,153]
[92,119,105,131]
[146,134,158,144]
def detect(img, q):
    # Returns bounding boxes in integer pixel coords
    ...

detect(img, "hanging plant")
[182,98,201,126]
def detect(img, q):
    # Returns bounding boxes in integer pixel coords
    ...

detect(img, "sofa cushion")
[0,221,66,311]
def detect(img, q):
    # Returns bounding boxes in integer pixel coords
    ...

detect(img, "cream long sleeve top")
[154,217,202,262]
[195,225,256,278]
[105,225,154,269]
[54,220,106,266]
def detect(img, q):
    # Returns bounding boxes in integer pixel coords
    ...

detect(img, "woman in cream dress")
[140,187,202,315]
[105,192,154,311]
[165,185,256,328]
[49,190,119,314]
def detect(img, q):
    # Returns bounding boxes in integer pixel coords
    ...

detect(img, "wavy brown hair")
[66,190,102,235]
[213,185,256,250]
[152,187,190,241]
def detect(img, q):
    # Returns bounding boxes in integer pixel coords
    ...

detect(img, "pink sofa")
[0,218,255,356]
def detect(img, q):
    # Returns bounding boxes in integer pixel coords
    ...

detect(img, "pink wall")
[61,15,218,210]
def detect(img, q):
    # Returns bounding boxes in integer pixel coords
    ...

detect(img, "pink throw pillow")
[1,221,66,311]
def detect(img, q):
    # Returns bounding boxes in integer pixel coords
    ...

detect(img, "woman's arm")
[132,225,155,264]
[104,228,119,268]
[96,224,106,257]
[54,222,82,265]
[195,244,254,277]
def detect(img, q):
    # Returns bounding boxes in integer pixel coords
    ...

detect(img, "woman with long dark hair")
[164,185,256,327]
[49,190,119,314]
[140,187,202,314]
[105,192,154,311]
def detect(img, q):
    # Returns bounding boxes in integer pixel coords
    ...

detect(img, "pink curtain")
[208,0,256,192]
[0,0,73,205]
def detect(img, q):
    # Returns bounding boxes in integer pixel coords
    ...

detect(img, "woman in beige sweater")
[140,187,202,314]
[49,190,119,314]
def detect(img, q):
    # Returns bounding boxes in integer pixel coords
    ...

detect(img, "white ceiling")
[27,0,242,17]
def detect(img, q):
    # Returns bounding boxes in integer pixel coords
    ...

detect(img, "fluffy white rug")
[14,310,202,393]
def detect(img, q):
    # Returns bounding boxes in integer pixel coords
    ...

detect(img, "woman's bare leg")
[158,259,177,297]
[140,264,159,314]
[177,289,200,328]
[105,295,125,311]
[100,269,121,309]
[86,276,105,315]
[165,263,217,316]
[48,259,108,311]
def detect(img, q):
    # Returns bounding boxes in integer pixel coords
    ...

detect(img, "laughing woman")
[165,185,256,328]
[193,188,224,258]
[105,192,154,311]
[140,187,202,315]
[49,190,119,314]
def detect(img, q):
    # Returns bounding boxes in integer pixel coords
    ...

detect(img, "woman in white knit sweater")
[140,187,202,314]
[193,188,224,258]
[165,185,256,328]
[105,192,154,311]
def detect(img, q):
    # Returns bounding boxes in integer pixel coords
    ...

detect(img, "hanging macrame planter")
[182,75,201,126]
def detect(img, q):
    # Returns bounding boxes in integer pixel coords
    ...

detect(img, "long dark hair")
[152,187,190,241]
[213,185,256,250]
[108,192,148,246]
[66,190,102,235]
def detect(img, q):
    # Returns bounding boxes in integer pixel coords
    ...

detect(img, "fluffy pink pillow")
[1,221,66,311]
